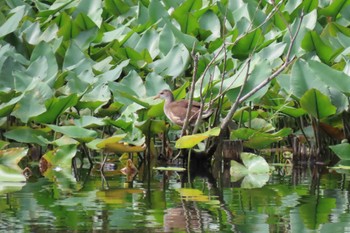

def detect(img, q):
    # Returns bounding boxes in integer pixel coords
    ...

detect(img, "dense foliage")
[1,0,350,169]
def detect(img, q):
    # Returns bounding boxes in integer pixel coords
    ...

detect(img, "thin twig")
[181,45,198,137]
[220,57,252,130]
[220,10,304,131]
[208,1,284,106]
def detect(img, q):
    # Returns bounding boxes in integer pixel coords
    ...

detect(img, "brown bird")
[154,89,213,126]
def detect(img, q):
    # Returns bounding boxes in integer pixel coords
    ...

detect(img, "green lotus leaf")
[47,125,97,142]
[4,128,51,146]
[329,143,350,160]
[300,88,337,119]
[0,5,26,38]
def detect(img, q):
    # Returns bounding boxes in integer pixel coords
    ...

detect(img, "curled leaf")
[96,134,127,149]
[104,143,146,153]
[175,127,220,149]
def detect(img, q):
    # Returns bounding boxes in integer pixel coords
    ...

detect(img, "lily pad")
[153,167,186,172]
[230,152,270,189]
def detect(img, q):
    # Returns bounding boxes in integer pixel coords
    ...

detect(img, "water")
[1,158,350,233]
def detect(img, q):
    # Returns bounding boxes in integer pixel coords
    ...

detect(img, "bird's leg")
[172,149,183,162]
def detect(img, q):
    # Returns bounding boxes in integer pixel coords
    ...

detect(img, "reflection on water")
[1,157,350,232]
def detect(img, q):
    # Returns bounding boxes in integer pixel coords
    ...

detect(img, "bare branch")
[181,45,198,137]
[208,1,284,106]
[220,10,304,131]
[220,57,252,130]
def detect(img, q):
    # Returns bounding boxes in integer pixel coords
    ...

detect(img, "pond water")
[1,156,350,233]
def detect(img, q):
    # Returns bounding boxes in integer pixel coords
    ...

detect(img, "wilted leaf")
[41,144,77,168]
[96,134,127,149]
[103,143,146,153]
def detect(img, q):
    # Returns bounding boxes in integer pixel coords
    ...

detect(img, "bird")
[154,89,213,127]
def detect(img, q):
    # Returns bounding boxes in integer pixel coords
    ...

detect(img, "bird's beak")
[153,94,160,100]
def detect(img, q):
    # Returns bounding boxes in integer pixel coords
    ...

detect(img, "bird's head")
[154,89,174,101]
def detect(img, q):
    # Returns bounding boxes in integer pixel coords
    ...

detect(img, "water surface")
[1,159,350,233]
